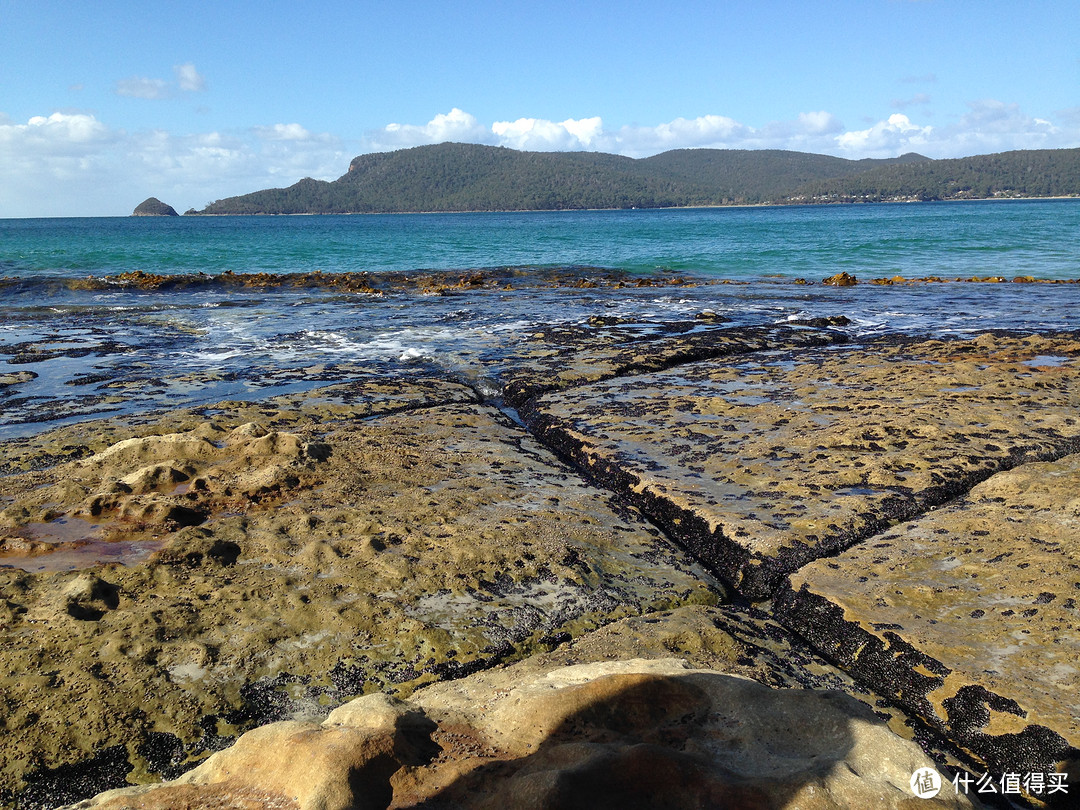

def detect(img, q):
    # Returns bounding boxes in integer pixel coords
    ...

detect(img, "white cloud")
[254,123,315,141]
[369,105,1079,164]
[561,117,603,147]
[606,115,749,156]
[834,101,1077,159]
[375,110,601,153]
[373,108,491,148]
[0,112,348,217]
[175,63,206,92]
[0,113,123,215]
[958,99,1056,136]
[797,111,844,135]
[835,113,933,156]
[491,117,601,151]
[924,100,1065,156]
[115,63,207,99]
[1058,107,1080,128]
[0,112,114,155]
[116,76,171,100]
[368,109,858,159]
[598,112,848,157]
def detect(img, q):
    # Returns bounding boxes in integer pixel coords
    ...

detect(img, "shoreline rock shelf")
[2,324,1078,808]
[774,453,1080,778]
[517,333,1080,599]
[512,332,1080,789]
[0,378,723,807]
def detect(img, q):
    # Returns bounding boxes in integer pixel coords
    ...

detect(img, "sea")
[2,199,1079,440]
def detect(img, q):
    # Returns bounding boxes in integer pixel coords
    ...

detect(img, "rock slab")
[0,385,721,802]
[524,334,1080,598]
[775,452,1080,781]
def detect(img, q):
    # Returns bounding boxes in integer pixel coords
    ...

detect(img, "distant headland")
[183,143,1080,215]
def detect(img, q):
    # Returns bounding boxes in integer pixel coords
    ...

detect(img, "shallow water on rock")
[0,514,163,572]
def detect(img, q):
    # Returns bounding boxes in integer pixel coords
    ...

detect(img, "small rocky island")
[131,197,179,217]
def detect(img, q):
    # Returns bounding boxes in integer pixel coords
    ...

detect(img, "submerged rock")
[132,198,179,217]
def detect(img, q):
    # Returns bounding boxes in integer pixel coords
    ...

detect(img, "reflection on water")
[0,516,164,572]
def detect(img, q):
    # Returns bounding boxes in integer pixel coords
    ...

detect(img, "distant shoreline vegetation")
[187,143,1080,216]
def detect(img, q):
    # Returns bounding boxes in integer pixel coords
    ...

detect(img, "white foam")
[182,349,243,361]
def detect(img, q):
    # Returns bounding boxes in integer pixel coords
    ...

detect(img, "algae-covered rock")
[775,452,1080,784]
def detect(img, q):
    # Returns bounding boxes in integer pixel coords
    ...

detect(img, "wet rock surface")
[0,375,475,475]
[501,322,850,407]
[65,658,981,810]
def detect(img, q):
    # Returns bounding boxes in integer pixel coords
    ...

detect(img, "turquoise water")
[3,200,1079,279]
[2,200,1079,438]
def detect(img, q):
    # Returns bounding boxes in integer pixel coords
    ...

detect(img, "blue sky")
[2,0,1078,216]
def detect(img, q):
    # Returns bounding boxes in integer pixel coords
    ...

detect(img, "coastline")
[10,194,1076,220]
[179,193,1080,217]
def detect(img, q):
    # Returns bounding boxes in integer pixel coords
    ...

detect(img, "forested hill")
[780,149,1080,203]
[193,143,1080,214]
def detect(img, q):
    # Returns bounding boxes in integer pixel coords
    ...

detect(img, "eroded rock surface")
[5,326,1079,808]
[0,383,722,804]
[502,322,849,406]
[522,334,1080,597]
[67,659,981,810]
[0,375,475,476]
[775,451,1080,781]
